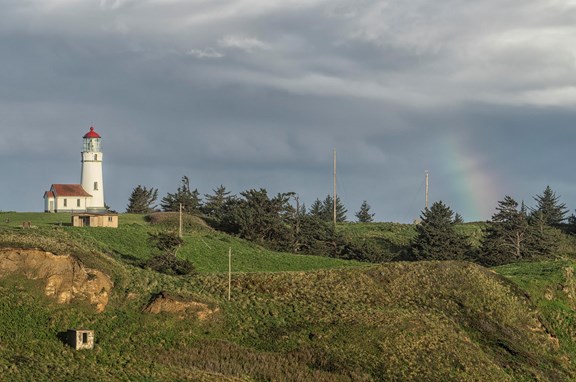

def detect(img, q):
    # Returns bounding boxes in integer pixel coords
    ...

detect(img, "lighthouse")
[81,127,105,211]
[43,127,107,213]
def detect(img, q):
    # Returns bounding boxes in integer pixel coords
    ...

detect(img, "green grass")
[2,212,576,380]
[0,211,73,227]
[338,222,417,247]
[2,260,574,381]
[0,212,364,274]
[0,212,148,228]
[495,260,576,357]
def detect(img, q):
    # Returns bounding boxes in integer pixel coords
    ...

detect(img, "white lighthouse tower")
[81,127,105,211]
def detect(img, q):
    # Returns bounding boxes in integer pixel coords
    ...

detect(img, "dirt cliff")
[0,248,113,312]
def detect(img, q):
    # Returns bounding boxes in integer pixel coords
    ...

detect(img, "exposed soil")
[0,248,113,312]
[144,291,219,320]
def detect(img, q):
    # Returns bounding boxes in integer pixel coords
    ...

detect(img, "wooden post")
[228,247,232,301]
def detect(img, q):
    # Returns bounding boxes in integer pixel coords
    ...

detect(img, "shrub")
[145,253,196,276]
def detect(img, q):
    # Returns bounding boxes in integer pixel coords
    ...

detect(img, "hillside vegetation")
[1,212,576,381]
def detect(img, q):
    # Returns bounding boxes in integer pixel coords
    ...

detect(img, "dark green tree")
[202,185,235,223]
[293,215,341,257]
[355,201,375,223]
[453,213,464,224]
[568,212,576,233]
[161,176,202,213]
[479,195,547,265]
[531,185,568,225]
[411,201,470,260]
[528,209,561,256]
[227,188,292,249]
[309,195,347,222]
[309,198,329,220]
[126,185,158,213]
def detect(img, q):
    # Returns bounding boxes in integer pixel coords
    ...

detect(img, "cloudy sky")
[1,0,576,222]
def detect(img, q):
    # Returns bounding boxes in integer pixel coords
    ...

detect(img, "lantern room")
[83,127,101,153]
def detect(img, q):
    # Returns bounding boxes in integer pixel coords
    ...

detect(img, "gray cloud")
[1,0,576,221]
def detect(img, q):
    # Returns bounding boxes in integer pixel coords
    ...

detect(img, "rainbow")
[438,133,501,222]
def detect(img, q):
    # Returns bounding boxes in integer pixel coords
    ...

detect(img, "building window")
[94,154,98,160]
[94,182,98,191]
[63,199,67,207]
[108,216,113,222]
[77,199,81,207]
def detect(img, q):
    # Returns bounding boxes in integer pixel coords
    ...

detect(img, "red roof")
[43,191,55,198]
[51,184,92,197]
[83,127,101,139]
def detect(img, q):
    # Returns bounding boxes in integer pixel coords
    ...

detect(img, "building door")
[82,216,90,227]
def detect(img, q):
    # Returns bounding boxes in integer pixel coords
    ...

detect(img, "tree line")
[411,186,571,265]
[127,176,375,223]
[126,176,377,259]
[127,177,574,267]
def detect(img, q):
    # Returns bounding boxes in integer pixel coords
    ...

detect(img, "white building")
[44,127,106,213]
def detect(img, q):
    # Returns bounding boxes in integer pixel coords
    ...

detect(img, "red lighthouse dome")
[83,127,101,139]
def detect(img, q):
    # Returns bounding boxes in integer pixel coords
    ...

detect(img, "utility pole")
[425,170,429,210]
[289,193,301,252]
[333,148,337,226]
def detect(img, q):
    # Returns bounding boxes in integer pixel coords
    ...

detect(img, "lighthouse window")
[94,154,98,160]
[94,182,98,191]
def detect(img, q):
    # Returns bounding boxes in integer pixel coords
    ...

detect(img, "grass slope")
[0,212,363,273]
[1,259,574,381]
[1,212,576,380]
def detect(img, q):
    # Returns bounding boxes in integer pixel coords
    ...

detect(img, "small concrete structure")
[72,213,118,228]
[67,329,94,350]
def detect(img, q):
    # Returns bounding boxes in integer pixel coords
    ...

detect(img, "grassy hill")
[0,212,363,273]
[1,212,576,381]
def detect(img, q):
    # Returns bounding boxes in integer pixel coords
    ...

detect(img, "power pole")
[425,170,429,210]
[293,193,301,252]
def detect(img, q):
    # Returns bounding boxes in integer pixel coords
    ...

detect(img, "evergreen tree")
[202,185,235,223]
[309,198,329,220]
[480,195,544,265]
[228,188,292,249]
[355,201,375,223]
[411,201,470,260]
[329,195,348,222]
[528,210,561,257]
[126,185,158,213]
[568,212,576,233]
[453,213,464,224]
[161,176,202,213]
[293,215,340,257]
[309,195,347,222]
[531,185,568,225]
